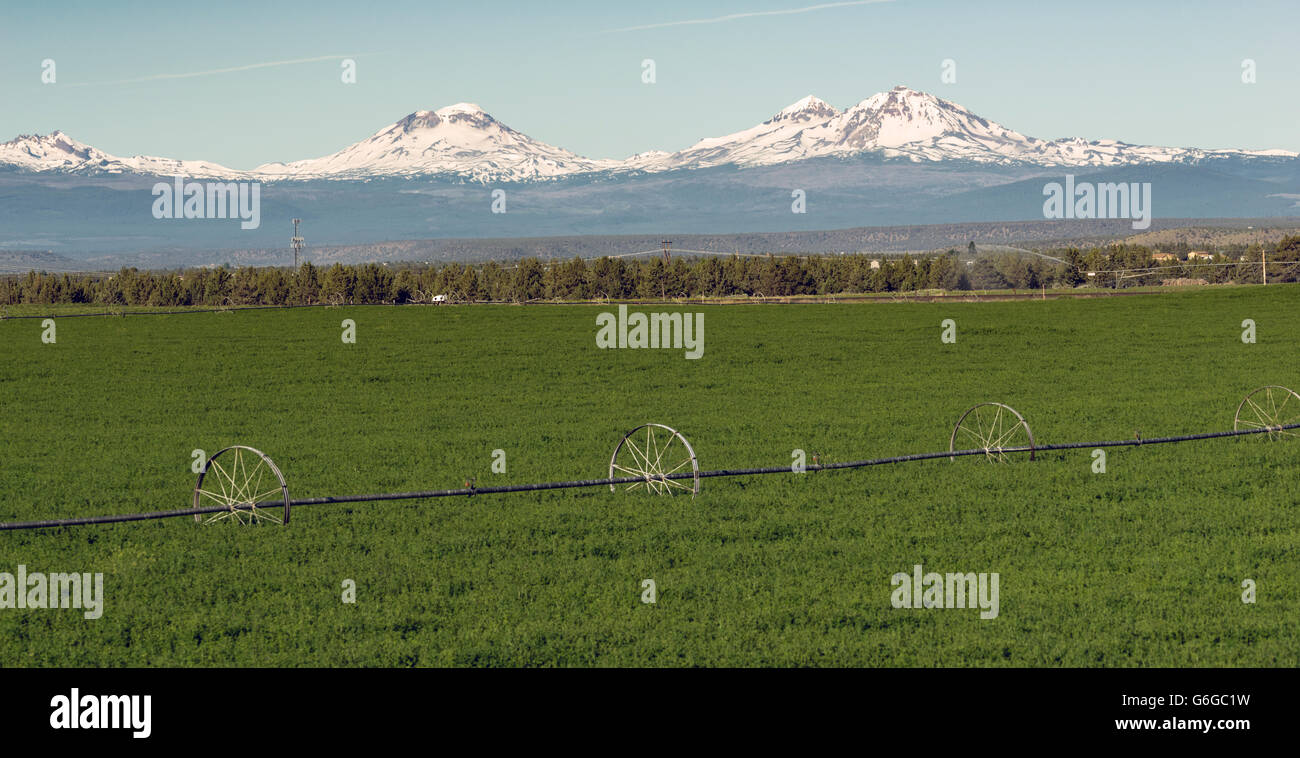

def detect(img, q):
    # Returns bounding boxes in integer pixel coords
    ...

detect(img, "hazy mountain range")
[1,85,1297,263]
[4,86,1296,182]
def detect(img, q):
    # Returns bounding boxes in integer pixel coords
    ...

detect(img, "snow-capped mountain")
[0,131,248,178]
[644,95,845,171]
[2,87,1295,182]
[645,86,1297,170]
[253,103,619,182]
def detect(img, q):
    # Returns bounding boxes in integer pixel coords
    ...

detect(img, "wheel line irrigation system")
[2,386,1297,533]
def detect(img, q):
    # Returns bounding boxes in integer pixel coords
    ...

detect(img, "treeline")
[3,237,1298,307]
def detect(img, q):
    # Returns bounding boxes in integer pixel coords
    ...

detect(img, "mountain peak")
[395,103,494,132]
[256,101,614,182]
[771,95,839,122]
[885,85,941,101]
[436,102,486,116]
[1,130,96,164]
[856,85,944,109]
[5,130,74,145]
[0,129,250,177]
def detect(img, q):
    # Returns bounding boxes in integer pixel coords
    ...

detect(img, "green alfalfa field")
[0,285,1297,667]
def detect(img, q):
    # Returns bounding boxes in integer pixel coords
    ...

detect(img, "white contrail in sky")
[602,0,894,33]
[68,54,371,87]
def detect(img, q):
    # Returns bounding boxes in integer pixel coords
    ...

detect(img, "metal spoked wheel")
[192,446,290,524]
[608,423,700,496]
[1233,385,1300,440]
[949,403,1036,462]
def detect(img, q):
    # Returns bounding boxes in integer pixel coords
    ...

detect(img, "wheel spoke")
[197,448,287,526]
[245,457,267,506]
[611,463,645,478]
[647,427,664,477]
[651,434,673,477]
[196,487,234,506]
[623,436,650,471]
[953,404,1032,463]
[249,507,281,524]
[612,425,697,496]
[230,448,249,505]
[1246,395,1271,425]
[990,420,1025,451]
[1239,388,1300,440]
[249,486,284,504]
[230,448,244,503]
[208,457,236,505]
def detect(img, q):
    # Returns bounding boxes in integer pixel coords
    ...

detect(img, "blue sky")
[2,0,1296,168]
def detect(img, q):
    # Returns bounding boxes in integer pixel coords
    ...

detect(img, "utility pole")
[1262,249,1267,285]
[291,219,304,269]
[660,240,671,300]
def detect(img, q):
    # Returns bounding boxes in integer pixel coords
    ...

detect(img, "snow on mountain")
[0,130,247,178]
[2,87,1295,182]
[643,86,1298,171]
[619,150,674,171]
[643,95,844,171]
[253,103,619,182]
[0,131,110,172]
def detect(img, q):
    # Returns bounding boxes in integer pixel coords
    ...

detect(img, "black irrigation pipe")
[2,422,1297,533]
